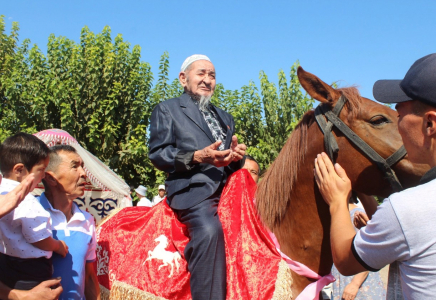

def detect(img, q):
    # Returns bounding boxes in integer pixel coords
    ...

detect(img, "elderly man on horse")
[315,53,436,299]
[148,54,246,300]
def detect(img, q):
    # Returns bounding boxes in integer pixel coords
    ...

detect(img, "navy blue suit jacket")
[149,93,243,210]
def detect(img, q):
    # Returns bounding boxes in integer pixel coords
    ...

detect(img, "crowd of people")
[134,184,167,207]
[0,52,435,300]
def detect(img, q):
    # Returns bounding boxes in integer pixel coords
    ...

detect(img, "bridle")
[314,96,407,192]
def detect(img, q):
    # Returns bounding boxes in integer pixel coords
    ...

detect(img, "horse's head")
[298,67,428,197]
[155,235,169,247]
[257,67,429,297]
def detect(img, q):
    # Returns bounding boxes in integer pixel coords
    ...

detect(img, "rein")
[314,96,407,192]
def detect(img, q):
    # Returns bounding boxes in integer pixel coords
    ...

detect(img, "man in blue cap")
[314,53,436,299]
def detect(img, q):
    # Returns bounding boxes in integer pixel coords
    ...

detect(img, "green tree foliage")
[0,15,314,195]
[212,62,314,170]
[0,16,158,193]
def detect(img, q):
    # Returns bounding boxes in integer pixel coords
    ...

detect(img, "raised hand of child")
[0,174,35,218]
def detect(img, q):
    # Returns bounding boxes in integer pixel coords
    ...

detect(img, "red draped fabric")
[96,169,287,299]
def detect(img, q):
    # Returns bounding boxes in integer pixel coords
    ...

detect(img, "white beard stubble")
[185,74,212,111]
[198,95,211,112]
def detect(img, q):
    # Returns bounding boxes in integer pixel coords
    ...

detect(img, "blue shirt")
[38,193,97,300]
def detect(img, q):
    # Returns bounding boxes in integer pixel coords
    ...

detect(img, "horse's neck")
[274,132,333,295]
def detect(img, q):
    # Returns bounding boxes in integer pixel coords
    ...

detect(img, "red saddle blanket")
[96,169,292,300]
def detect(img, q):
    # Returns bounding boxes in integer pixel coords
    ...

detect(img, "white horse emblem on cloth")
[144,235,182,278]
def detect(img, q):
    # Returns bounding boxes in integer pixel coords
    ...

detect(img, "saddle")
[96,170,293,300]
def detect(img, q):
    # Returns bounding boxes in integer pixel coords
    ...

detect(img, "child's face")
[26,157,50,190]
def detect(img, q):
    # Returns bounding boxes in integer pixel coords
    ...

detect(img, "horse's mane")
[256,87,362,229]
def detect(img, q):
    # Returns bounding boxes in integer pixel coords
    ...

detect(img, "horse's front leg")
[175,254,181,270]
[143,251,154,265]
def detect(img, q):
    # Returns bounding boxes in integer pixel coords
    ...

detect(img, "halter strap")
[314,96,407,192]
[314,97,347,162]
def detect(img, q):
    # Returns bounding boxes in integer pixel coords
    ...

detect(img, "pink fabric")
[34,129,78,144]
[34,128,131,199]
[269,232,335,300]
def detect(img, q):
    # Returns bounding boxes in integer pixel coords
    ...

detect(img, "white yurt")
[34,129,132,225]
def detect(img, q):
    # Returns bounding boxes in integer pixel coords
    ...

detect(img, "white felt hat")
[135,185,147,196]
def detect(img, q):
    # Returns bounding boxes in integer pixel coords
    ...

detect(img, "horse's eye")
[369,115,389,126]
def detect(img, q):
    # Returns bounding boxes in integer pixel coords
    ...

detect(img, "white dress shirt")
[0,178,52,258]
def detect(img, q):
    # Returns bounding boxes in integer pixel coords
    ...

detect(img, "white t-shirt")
[0,178,52,259]
[152,195,165,206]
[137,197,152,207]
[353,178,436,299]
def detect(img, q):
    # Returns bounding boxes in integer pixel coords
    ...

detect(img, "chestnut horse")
[256,67,428,297]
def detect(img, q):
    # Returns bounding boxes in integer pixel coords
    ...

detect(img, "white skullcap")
[180,54,211,72]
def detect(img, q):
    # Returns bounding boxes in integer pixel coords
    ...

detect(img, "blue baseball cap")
[373,53,436,107]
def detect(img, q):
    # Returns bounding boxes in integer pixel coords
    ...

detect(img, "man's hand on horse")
[193,141,233,167]
[230,135,246,162]
[314,152,352,210]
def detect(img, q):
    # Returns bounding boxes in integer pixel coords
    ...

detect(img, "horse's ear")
[297,66,341,105]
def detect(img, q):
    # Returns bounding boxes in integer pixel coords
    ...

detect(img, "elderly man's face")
[158,189,165,197]
[179,60,216,98]
[51,151,87,199]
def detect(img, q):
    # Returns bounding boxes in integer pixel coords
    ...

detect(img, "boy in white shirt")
[0,133,68,290]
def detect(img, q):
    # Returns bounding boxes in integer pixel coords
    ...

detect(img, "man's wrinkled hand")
[314,152,352,209]
[193,141,233,167]
[230,135,246,162]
